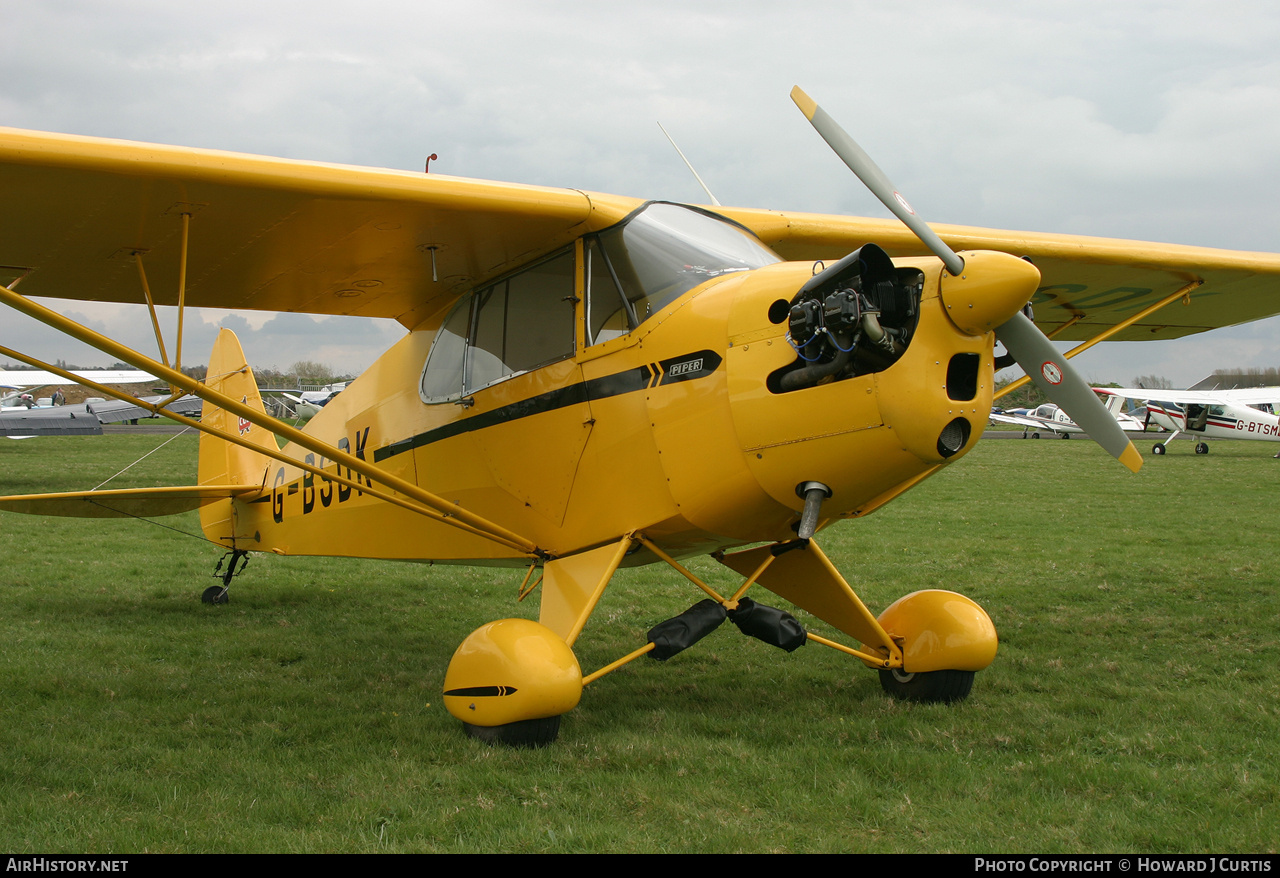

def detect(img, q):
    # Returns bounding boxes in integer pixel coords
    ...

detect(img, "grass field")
[1,432,1277,853]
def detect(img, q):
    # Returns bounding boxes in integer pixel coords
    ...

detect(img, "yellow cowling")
[877,590,998,673]
[443,619,583,727]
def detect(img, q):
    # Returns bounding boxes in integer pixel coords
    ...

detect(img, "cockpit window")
[587,203,780,342]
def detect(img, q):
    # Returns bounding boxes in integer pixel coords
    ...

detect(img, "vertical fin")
[198,328,274,545]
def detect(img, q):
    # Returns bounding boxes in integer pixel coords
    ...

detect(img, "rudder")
[198,328,275,543]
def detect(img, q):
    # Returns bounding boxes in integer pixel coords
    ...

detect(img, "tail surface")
[198,328,275,543]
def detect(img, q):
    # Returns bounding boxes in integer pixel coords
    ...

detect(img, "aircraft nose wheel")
[1195,442,1209,454]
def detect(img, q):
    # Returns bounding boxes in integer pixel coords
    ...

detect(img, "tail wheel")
[878,668,975,703]
[201,585,229,605]
[463,715,561,748]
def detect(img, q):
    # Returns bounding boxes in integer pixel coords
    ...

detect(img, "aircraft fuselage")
[216,205,1011,565]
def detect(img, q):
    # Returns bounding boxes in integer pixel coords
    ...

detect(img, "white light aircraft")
[1093,387,1280,455]
[1,369,157,408]
[990,396,1147,439]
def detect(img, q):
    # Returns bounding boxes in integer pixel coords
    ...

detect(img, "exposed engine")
[769,243,924,393]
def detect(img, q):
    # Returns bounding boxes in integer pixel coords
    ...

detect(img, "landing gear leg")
[205,549,250,604]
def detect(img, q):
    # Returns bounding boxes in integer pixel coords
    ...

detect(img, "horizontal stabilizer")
[0,484,262,518]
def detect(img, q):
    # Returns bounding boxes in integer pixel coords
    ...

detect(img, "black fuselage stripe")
[373,364,655,463]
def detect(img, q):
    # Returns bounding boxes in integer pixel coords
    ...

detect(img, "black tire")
[1061,433,1071,439]
[1031,432,1040,439]
[878,668,974,703]
[201,585,229,605]
[463,715,561,748]
[1195,443,1209,455]
[1153,444,1166,455]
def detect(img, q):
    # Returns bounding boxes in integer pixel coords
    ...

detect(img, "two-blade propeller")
[791,86,1142,473]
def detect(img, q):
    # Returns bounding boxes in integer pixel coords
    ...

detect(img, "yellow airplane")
[4,87,1280,747]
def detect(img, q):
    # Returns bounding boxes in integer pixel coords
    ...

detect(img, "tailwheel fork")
[204,548,250,604]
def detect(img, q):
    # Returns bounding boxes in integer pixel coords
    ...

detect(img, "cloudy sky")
[3,0,1279,386]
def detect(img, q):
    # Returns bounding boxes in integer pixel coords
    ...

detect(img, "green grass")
[1,434,1277,852]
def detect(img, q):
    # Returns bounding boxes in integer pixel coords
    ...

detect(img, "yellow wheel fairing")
[876,590,997,673]
[443,619,583,727]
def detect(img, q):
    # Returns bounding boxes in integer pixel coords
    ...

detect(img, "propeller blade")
[791,85,1142,473]
[790,86,964,276]
[996,312,1143,472]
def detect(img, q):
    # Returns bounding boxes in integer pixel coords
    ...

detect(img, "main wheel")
[1153,443,1166,455]
[1195,442,1209,455]
[878,668,975,703]
[1031,432,1040,439]
[1060,433,1071,439]
[201,585,229,604]
[463,715,561,748]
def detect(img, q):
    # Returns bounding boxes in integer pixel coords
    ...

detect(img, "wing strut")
[995,279,1203,401]
[134,251,171,369]
[0,286,543,557]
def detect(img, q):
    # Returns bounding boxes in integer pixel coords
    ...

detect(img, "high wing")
[1096,386,1280,406]
[7,127,1280,342]
[720,208,1280,342]
[0,369,157,388]
[0,127,641,330]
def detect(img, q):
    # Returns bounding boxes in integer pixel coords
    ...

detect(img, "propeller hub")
[938,251,1041,337]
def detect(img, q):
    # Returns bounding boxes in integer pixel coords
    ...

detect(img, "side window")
[502,251,575,370]
[419,297,470,402]
[420,249,576,403]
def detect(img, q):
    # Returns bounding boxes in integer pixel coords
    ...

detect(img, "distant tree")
[1131,374,1173,390]
[291,360,337,388]
[994,375,1049,410]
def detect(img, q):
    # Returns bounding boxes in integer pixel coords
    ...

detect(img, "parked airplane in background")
[1,368,156,408]
[280,383,348,421]
[991,395,1147,439]
[1094,387,1280,455]
[2,88,1280,746]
